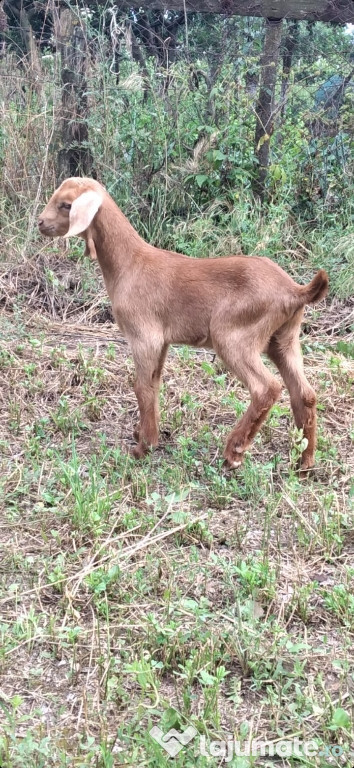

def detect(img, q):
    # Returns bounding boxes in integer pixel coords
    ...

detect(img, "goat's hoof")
[299,455,315,473]
[228,460,242,469]
[131,443,148,460]
[223,451,245,470]
[223,439,246,469]
[131,437,158,459]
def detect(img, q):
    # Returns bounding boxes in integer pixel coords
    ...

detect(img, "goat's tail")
[298,269,329,306]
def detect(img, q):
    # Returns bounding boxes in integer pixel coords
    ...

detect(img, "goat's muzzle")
[38,218,56,237]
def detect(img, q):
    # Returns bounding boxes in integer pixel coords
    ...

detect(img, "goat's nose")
[38,218,44,227]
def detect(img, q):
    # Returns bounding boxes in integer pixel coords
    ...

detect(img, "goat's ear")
[66,190,103,237]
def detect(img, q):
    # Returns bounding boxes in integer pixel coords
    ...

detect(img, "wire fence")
[0,1,353,243]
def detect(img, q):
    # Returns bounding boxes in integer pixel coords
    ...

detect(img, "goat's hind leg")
[267,317,317,470]
[131,341,168,458]
[214,335,282,468]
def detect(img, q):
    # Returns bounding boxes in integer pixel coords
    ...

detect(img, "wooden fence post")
[252,17,283,202]
[56,5,93,180]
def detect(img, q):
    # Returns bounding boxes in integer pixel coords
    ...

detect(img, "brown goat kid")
[38,178,329,469]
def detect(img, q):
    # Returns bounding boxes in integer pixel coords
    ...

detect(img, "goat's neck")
[90,197,146,288]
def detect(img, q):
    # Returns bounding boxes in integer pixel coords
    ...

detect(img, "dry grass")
[0,247,353,767]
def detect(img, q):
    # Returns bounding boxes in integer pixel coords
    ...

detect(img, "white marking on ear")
[66,190,103,237]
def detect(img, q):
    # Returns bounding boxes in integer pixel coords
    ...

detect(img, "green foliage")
[0,11,353,768]
[1,13,353,278]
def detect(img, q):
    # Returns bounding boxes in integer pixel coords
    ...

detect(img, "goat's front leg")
[131,342,168,458]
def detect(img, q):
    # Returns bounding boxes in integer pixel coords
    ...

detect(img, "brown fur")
[38,177,329,469]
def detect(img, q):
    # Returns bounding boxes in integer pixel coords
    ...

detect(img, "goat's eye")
[59,202,71,210]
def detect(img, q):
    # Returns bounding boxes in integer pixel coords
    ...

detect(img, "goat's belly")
[195,335,213,349]
[169,332,213,348]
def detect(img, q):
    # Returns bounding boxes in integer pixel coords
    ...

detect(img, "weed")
[0,17,353,763]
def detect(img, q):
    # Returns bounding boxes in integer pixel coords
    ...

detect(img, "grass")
[0,241,353,767]
[0,17,353,763]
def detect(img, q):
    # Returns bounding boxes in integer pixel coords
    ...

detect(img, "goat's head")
[38,177,104,238]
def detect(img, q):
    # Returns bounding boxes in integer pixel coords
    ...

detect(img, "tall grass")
[0,18,353,293]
